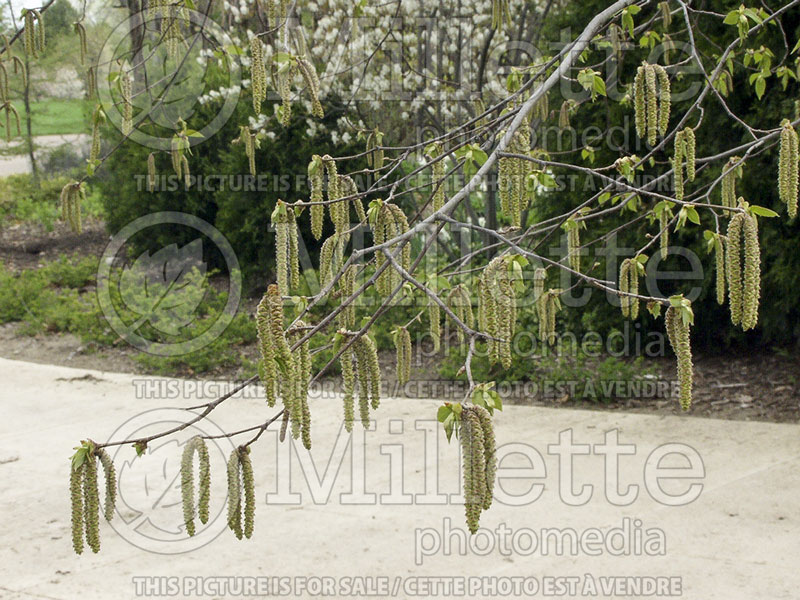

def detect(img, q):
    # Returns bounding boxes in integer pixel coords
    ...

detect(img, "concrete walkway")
[0,357,798,599]
[0,134,89,176]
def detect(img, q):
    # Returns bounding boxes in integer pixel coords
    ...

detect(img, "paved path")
[0,357,798,599]
[0,134,89,176]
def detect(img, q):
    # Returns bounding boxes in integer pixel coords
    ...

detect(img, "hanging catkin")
[374,202,410,298]
[180,436,210,537]
[250,36,266,114]
[778,119,798,218]
[226,449,242,539]
[633,62,670,145]
[619,258,640,319]
[498,130,532,227]
[473,405,496,510]
[394,326,412,386]
[566,222,581,273]
[665,305,693,411]
[70,461,85,554]
[460,406,496,533]
[120,69,133,136]
[60,181,85,234]
[308,155,324,239]
[272,201,299,297]
[74,22,88,65]
[288,322,312,449]
[295,56,323,118]
[238,447,255,539]
[726,207,761,330]
[341,346,356,432]
[721,157,741,209]
[446,284,474,345]
[713,234,726,305]
[83,452,100,553]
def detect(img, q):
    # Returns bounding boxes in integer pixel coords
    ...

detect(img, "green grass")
[28,98,90,136]
[0,254,259,375]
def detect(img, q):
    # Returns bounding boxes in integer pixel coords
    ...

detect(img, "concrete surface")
[0,356,798,599]
[0,134,89,176]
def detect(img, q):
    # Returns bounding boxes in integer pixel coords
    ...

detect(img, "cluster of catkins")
[70,444,115,554]
[460,406,496,533]
[170,139,190,187]
[271,200,300,298]
[339,333,381,432]
[778,120,798,218]
[673,127,696,201]
[180,435,210,537]
[446,284,475,345]
[226,446,256,540]
[720,157,741,209]
[365,128,385,171]
[633,61,670,146]
[394,327,412,386]
[23,9,45,58]
[726,204,761,331]
[425,142,446,212]
[60,181,86,233]
[373,201,411,298]
[478,257,517,367]
[665,305,693,411]
[250,37,267,114]
[498,130,533,227]
[618,258,642,319]
[256,285,312,449]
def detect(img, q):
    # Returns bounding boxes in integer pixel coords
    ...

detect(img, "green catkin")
[567,225,581,272]
[429,300,441,353]
[337,264,357,329]
[250,36,266,114]
[120,70,132,136]
[665,305,693,411]
[619,260,631,318]
[394,327,411,386]
[340,347,356,432]
[23,11,35,57]
[95,448,116,523]
[147,153,156,192]
[462,408,486,533]
[87,66,96,100]
[654,64,670,136]
[659,210,669,259]
[714,234,726,305]
[296,57,324,118]
[308,156,324,239]
[683,127,696,182]
[673,130,685,201]
[83,452,100,553]
[473,406,496,510]
[289,322,312,449]
[339,175,366,223]
[726,212,744,326]
[634,63,669,145]
[354,339,371,429]
[432,156,445,212]
[277,66,292,126]
[238,448,255,539]
[180,436,210,537]
[660,1,672,28]
[644,63,658,146]
[272,201,298,297]
[778,120,798,218]
[256,293,279,406]
[90,106,103,163]
[538,290,559,346]
[226,449,242,539]
[279,408,289,442]
[60,182,83,234]
[634,65,646,140]
[721,157,740,209]
[70,462,85,554]
[362,335,381,410]
[533,268,546,315]
[619,259,640,319]
[741,213,761,331]
[75,22,87,65]
[241,126,257,176]
[559,100,570,130]
[497,130,532,227]
[446,285,474,345]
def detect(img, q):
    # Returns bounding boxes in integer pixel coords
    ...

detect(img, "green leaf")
[437,404,452,423]
[748,205,779,217]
